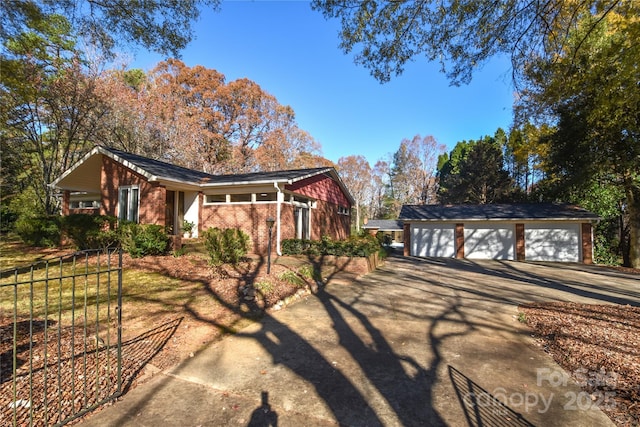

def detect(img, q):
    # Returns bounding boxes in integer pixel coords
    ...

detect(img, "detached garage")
[399,204,600,263]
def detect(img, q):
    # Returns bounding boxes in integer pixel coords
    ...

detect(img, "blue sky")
[131,1,516,167]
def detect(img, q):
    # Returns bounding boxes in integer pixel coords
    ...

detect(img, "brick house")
[52,146,353,254]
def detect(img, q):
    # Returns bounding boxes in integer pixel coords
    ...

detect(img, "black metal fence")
[0,249,123,427]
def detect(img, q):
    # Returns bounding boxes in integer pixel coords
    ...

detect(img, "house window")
[70,200,100,209]
[118,186,139,222]
[338,206,350,215]
[294,207,310,240]
[256,193,277,202]
[205,194,226,204]
[229,194,252,203]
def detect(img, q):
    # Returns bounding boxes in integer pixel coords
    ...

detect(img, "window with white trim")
[118,186,139,222]
[338,206,350,215]
[70,200,101,209]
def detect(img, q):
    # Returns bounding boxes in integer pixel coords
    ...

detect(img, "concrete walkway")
[80,255,640,426]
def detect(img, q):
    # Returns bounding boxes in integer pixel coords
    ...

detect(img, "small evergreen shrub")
[202,227,250,265]
[281,235,381,257]
[119,222,170,258]
[15,215,62,247]
[61,214,118,250]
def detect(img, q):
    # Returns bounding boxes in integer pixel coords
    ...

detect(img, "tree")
[1,0,220,59]
[337,155,372,231]
[518,11,640,267]
[404,134,445,204]
[1,13,106,215]
[311,1,635,85]
[438,136,515,204]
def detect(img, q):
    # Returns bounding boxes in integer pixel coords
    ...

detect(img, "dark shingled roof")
[105,147,217,184]
[104,147,333,186]
[362,220,404,230]
[200,167,334,185]
[399,203,600,221]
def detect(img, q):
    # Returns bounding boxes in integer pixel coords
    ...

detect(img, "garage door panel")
[411,224,455,258]
[464,223,515,260]
[525,223,580,262]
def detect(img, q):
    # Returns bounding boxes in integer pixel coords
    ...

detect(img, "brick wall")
[200,203,280,254]
[311,200,350,241]
[100,156,165,225]
[200,199,351,255]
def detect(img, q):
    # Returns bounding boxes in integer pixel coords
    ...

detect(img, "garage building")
[399,203,600,263]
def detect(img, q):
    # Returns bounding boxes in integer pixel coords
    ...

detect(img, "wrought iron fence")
[0,249,123,427]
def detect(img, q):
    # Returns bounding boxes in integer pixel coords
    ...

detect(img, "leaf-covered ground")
[519,301,640,426]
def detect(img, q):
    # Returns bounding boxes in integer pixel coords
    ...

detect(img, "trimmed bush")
[281,234,381,258]
[202,227,250,265]
[119,222,171,258]
[15,215,62,247]
[61,214,118,250]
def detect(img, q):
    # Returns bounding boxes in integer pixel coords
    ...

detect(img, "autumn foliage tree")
[337,155,372,231]
[96,59,327,173]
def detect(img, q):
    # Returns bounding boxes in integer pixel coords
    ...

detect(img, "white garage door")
[464,222,515,260]
[411,223,456,257]
[525,223,581,262]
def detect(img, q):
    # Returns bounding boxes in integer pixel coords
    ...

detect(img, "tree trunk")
[626,183,640,268]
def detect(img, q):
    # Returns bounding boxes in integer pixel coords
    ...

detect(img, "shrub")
[0,203,18,234]
[278,270,306,287]
[281,234,381,258]
[119,222,170,258]
[61,214,118,250]
[15,215,62,247]
[202,227,250,265]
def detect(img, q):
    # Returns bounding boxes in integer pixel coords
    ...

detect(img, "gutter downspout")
[274,182,282,255]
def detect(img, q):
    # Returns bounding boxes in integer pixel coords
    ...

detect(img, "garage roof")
[362,220,404,231]
[399,203,600,222]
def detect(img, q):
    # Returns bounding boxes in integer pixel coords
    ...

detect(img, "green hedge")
[15,215,62,247]
[61,214,119,250]
[281,235,381,257]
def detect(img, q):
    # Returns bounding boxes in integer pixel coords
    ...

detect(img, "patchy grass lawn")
[1,235,333,426]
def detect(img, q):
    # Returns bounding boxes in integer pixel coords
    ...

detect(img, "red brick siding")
[455,223,464,259]
[515,223,525,261]
[200,199,350,254]
[311,200,350,240]
[582,223,593,264]
[285,174,351,208]
[100,156,165,225]
[200,203,279,254]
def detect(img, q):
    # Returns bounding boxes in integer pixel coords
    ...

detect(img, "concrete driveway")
[80,255,640,427]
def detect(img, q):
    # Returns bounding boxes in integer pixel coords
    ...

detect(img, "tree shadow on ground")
[448,365,535,427]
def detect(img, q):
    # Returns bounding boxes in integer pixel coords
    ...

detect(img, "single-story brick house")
[51,146,354,254]
[399,204,600,263]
